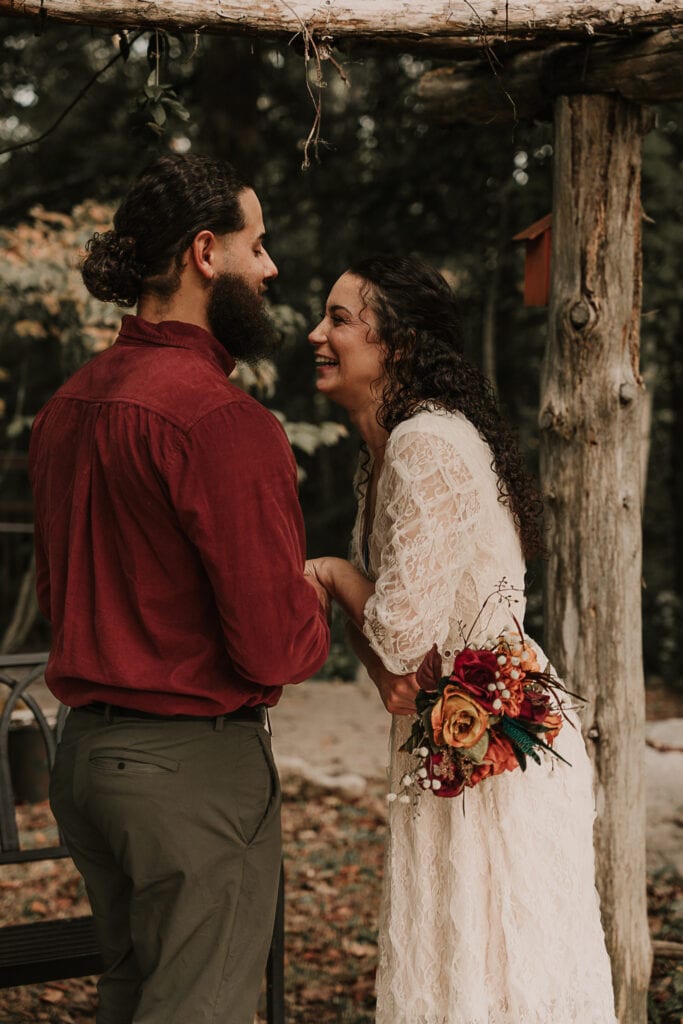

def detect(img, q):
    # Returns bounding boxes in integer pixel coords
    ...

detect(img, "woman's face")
[308,272,386,412]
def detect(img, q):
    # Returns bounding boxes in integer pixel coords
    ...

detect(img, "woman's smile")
[308,272,385,410]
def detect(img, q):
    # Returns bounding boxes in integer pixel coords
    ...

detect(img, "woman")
[306,256,617,1024]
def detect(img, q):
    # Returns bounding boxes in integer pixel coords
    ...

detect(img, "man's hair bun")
[81,230,144,308]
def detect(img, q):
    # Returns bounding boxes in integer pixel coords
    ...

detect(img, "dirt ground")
[1,674,682,1023]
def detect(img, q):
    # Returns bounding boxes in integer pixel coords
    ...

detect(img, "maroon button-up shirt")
[29,316,329,715]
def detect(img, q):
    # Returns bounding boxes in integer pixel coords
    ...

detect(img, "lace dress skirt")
[375,704,618,1024]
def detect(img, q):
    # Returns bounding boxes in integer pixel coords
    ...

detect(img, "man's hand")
[373,665,420,716]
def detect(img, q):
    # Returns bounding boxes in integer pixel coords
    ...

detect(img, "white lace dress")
[351,409,617,1024]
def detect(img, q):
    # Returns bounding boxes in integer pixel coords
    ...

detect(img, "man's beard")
[207,271,279,364]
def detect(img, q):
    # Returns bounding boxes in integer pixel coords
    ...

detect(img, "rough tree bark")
[539,94,651,1023]
[418,30,683,123]
[0,1,681,53]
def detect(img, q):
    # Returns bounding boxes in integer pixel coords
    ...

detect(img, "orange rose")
[495,635,541,680]
[541,710,563,743]
[431,685,489,749]
[466,733,519,788]
[483,732,519,773]
[499,677,525,717]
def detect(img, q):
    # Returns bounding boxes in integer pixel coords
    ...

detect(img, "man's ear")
[189,230,220,281]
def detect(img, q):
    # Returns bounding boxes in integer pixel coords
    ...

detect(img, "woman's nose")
[308,320,326,344]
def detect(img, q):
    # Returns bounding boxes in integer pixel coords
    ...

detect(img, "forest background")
[0,17,681,692]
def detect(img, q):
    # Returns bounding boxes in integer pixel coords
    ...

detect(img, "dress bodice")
[350,408,526,674]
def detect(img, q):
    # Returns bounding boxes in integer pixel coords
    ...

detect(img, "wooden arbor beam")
[418,30,683,123]
[540,94,651,1023]
[0,1,682,55]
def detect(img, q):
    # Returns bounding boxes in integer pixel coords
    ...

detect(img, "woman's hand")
[344,619,419,716]
[304,557,329,588]
[304,559,331,620]
[373,664,420,716]
[304,557,374,630]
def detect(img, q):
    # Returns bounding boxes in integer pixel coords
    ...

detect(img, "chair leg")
[266,860,285,1024]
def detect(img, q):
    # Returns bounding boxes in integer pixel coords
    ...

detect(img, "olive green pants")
[50,707,282,1024]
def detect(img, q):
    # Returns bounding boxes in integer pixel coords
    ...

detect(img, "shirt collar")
[116,315,236,376]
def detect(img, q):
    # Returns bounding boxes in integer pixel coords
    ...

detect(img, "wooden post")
[539,95,651,1022]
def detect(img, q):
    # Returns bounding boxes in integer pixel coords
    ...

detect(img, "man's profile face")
[205,188,280,364]
[221,188,278,298]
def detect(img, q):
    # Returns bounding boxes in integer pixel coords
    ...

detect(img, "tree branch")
[0,1,681,55]
[0,30,144,159]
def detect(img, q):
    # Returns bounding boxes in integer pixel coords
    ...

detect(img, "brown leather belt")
[79,701,267,725]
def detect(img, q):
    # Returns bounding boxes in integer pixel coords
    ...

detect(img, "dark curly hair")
[81,154,250,307]
[347,254,545,560]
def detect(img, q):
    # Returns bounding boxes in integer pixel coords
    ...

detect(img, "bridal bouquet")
[392,597,574,802]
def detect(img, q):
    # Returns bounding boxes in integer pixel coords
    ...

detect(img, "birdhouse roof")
[512,213,552,242]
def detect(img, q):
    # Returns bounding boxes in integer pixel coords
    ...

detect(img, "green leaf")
[420,705,434,737]
[415,690,434,716]
[463,730,490,764]
[151,104,167,126]
[399,724,424,754]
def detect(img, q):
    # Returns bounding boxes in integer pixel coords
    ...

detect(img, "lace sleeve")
[363,422,481,674]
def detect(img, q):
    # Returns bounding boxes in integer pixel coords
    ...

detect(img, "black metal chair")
[0,653,285,1022]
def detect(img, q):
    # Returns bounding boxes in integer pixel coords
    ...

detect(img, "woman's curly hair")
[347,254,545,561]
[82,154,250,307]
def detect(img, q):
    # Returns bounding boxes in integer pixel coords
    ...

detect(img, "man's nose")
[263,248,278,280]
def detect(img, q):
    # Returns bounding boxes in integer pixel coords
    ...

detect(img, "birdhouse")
[512,213,552,307]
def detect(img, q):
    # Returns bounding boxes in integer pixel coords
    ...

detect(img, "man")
[29,154,330,1024]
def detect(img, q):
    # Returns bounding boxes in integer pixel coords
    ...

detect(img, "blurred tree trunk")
[540,94,651,1023]
[481,267,498,394]
[671,335,683,596]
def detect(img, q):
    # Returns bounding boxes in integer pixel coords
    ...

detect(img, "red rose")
[449,648,500,709]
[519,690,551,723]
[424,751,466,798]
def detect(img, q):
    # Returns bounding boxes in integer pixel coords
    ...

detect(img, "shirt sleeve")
[168,398,329,687]
[362,423,481,674]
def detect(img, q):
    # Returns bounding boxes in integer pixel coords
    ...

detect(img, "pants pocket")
[236,728,281,846]
[88,748,180,775]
